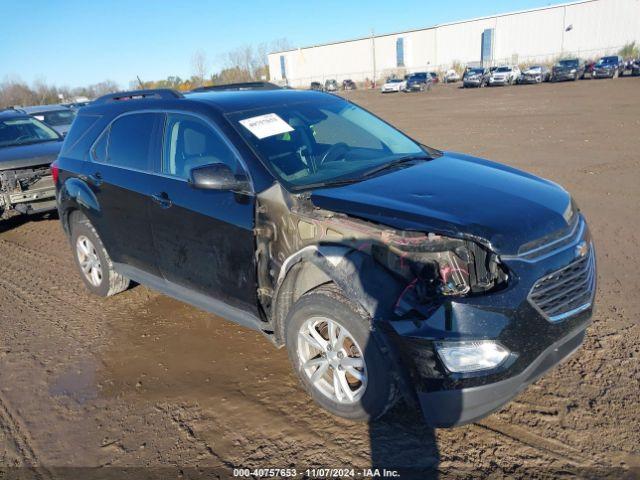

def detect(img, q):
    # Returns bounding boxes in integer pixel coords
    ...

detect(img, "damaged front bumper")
[384,216,595,427]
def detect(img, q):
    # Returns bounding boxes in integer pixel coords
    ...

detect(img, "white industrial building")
[268,0,640,87]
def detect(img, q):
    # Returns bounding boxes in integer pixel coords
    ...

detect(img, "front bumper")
[489,77,509,85]
[593,69,615,78]
[553,71,577,81]
[520,75,542,84]
[418,323,587,426]
[463,79,482,87]
[386,215,595,427]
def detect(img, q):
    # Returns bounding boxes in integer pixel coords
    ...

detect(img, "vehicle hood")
[0,140,62,170]
[309,152,572,255]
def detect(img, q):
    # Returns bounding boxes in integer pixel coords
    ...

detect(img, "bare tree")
[191,50,209,87]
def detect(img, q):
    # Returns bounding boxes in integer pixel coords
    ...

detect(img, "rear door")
[146,112,258,314]
[86,112,163,276]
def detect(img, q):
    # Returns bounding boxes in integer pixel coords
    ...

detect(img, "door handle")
[151,192,172,209]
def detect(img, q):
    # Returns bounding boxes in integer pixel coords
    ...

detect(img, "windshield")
[495,67,511,72]
[386,79,402,83]
[597,56,617,65]
[230,98,426,189]
[0,117,59,148]
[35,109,77,127]
[558,59,578,67]
[468,68,484,75]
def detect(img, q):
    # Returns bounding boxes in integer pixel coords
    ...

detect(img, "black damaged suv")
[54,86,595,426]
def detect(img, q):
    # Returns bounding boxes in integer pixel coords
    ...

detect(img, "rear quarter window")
[60,114,101,158]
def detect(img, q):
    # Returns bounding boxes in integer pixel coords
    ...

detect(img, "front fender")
[276,244,404,322]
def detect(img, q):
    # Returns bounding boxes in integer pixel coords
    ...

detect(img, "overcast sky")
[1,0,565,88]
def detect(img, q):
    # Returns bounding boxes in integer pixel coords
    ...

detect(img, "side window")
[162,113,239,179]
[106,113,159,170]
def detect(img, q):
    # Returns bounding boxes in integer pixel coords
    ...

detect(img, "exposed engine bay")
[0,166,57,219]
[255,184,508,326]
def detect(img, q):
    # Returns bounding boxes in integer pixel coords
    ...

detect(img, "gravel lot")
[0,77,639,479]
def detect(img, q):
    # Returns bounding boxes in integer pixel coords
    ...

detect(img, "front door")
[84,112,164,276]
[146,112,257,314]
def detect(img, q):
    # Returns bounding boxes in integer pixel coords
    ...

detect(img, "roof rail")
[94,89,184,104]
[190,82,282,92]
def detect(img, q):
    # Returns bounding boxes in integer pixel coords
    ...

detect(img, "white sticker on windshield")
[34,115,45,121]
[239,113,293,139]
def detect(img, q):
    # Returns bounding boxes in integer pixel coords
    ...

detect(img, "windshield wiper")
[290,154,431,192]
[359,154,430,179]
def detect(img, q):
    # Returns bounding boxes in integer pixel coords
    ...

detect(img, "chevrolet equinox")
[54,87,596,426]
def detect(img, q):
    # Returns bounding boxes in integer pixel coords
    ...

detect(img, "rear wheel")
[285,285,397,420]
[70,212,129,297]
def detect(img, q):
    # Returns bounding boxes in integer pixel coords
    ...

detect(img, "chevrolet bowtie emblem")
[575,241,589,258]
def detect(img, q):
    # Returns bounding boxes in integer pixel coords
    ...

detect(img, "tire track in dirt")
[473,418,603,468]
[0,392,53,479]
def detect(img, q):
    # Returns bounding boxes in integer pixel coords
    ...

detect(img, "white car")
[443,69,461,83]
[381,78,405,93]
[488,65,521,86]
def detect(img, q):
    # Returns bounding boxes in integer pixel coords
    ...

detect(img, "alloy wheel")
[297,316,367,404]
[76,235,103,287]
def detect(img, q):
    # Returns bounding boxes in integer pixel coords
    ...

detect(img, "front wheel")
[285,285,397,420]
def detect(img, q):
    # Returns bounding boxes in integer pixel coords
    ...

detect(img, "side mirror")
[189,163,251,193]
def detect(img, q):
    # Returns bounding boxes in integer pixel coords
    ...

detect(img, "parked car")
[17,104,77,136]
[462,67,489,88]
[324,79,338,92]
[54,86,595,426]
[631,59,640,76]
[404,72,432,92]
[592,55,623,79]
[518,65,551,84]
[380,78,404,93]
[426,72,440,84]
[310,81,323,91]
[443,69,461,83]
[488,65,521,86]
[342,79,356,90]
[0,109,61,219]
[551,58,585,81]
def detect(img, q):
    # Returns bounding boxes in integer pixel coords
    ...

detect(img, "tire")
[285,284,397,421]
[69,211,129,297]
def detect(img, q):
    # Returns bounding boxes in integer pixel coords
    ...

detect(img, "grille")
[528,246,595,322]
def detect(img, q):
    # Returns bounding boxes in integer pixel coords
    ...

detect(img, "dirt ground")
[0,78,639,479]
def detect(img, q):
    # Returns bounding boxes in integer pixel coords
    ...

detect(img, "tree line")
[1,38,292,109]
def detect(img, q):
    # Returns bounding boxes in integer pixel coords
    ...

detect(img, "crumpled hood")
[0,140,61,170]
[310,152,573,255]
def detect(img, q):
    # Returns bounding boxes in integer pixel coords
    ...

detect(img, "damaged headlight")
[371,230,507,316]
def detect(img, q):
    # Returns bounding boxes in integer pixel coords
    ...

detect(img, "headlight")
[570,69,577,73]
[371,231,508,316]
[435,340,510,373]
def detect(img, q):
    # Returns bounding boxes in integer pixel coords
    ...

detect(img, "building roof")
[269,0,598,55]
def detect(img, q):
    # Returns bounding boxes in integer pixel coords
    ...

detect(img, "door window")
[162,113,239,179]
[104,113,159,170]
